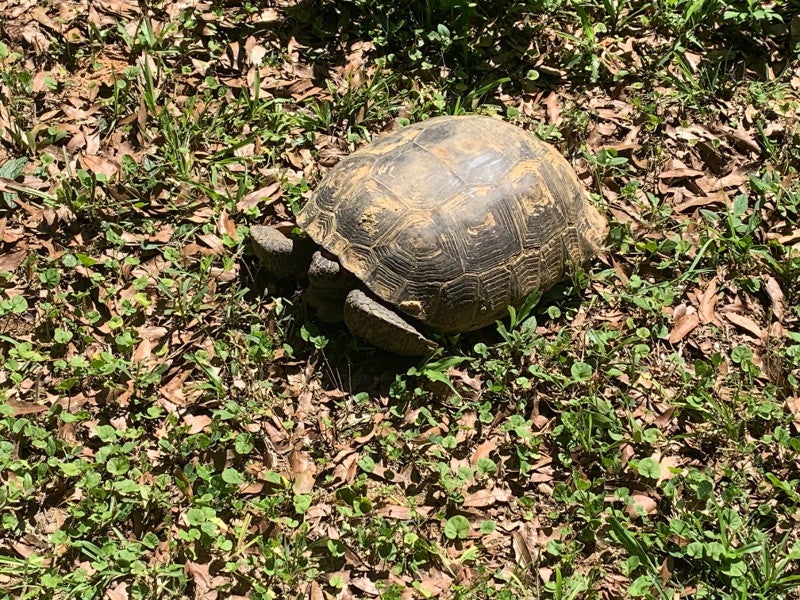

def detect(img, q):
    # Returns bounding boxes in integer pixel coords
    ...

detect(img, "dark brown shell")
[297,115,607,333]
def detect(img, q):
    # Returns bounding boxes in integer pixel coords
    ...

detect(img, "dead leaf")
[290,450,317,493]
[722,311,764,339]
[376,505,413,519]
[11,539,40,558]
[217,210,237,240]
[787,397,800,425]
[463,486,512,508]
[198,233,225,255]
[185,561,214,598]
[668,305,699,343]
[184,414,212,435]
[620,443,635,467]
[448,368,482,393]
[417,570,453,597]
[308,581,324,600]
[653,406,676,429]
[659,168,705,179]
[6,400,48,416]
[698,278,718,324]
[34,507,68,535]
[236,181,282,212]
[657,455,683,483]
[544,92,561,125]
[470,438,498,465]
[133,338,152,364]
[511,521,539,567]
[352,414,384,444]
[149,225,174,243]
[764,277,785,320]
[105,582,129,600]
[79,153,118,178]
[718,169,750,188]
[625,494,658,518]
[331,450,359,486]
[674,191,728,213]
[350,576,380,597]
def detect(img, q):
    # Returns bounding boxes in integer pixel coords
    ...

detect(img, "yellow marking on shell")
[357,204,383,235]
[467,211,496,235]
[507,163,531,180]
[399,299,425,317]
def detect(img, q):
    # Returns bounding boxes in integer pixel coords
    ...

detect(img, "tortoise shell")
[297,115,607,333]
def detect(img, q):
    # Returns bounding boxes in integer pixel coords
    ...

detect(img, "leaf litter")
[0,0,799,599]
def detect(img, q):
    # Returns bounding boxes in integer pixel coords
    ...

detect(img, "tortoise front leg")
[305,251,358,322]
[344,289,437,356]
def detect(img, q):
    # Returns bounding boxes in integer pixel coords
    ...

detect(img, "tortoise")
[251,115,607,355]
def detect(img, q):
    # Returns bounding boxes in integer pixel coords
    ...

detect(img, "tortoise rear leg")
[250,225,315,278]
[344,289,437,356]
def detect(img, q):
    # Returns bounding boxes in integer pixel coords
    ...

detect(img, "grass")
[1,0,800,598]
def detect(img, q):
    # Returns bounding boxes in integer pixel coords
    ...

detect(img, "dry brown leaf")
[417,570,453,597]
[620,443,635,466]
[658,455,683,483]
[105,582,129,600]
[625,494,658,518]
[133,338,152,364]
[698,278,719,324]
[787,397,800,425]
[611,257,630,285]
[2,224,25,244]
[331,451,359,486]
[376,504,412,519]
[34,507,68,535]
[723,311,764,339]
[6,400,48,416]
[511,521,539,567]
[448,368,482,392]
[138,326,168,344]
[149,225,174,243]
[351,576,380,597]
[198,233,225,255]
[722,124,761,154]
[308,581,324,600]
[290,450,317,493]
[764,277,785,320]
[11,540,40,558]
[217,210,237,240]
[236,182,282,212]
[185,561,213,597]
[180,243,215,258]
[653,405,676,429]
[668,305,699,343]
[470,438,498,465]
[352,414,384,444]
[294,388,314,420]
[79,153,118,178]
[659,168,705,179]
[718,169,750,188]
[544,92,561,125]
[184,414,212,435]
[467,486,512,507]
[463,489,497,508]
[674,191,728,213]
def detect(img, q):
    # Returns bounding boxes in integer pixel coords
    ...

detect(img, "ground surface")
[1,1,800,599]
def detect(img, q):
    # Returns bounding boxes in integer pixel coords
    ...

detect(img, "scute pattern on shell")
[297,115,607,333]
